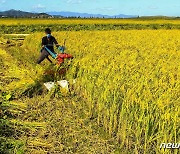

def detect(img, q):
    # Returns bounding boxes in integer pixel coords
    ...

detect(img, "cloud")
[95,7,113,12]
[67,0,82,4]
[148,6,158,10]
[0,0,6,4]
[33,4,46,9]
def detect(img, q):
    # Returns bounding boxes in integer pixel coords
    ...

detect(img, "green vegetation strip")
[1,23,180,34]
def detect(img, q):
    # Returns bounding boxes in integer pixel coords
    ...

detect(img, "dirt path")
[4,34,30,36]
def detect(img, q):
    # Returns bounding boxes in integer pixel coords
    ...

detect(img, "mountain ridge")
[47,11,137,18]
[0,9,52,18]
[0,9,137,18]
[1,10,178,19]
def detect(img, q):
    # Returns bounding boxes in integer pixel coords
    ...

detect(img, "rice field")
[0,18,180,25]
[0,20,179,153]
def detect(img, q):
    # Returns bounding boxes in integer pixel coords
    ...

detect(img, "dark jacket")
[42,35,58,53]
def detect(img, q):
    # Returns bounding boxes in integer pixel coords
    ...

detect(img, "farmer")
[37,28,60,64]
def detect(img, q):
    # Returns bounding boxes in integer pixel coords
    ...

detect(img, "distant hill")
[47,11,137,18]
[1,10,178,19]
[0,9,52,18]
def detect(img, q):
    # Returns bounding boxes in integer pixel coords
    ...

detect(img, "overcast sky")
[0,0,179,16]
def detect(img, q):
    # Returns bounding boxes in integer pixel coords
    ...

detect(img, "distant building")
[0,16,8,18]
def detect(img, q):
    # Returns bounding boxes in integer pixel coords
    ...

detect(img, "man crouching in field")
[37,28,60,64]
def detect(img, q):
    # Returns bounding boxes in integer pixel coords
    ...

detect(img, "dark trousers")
[37,49,53,64]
